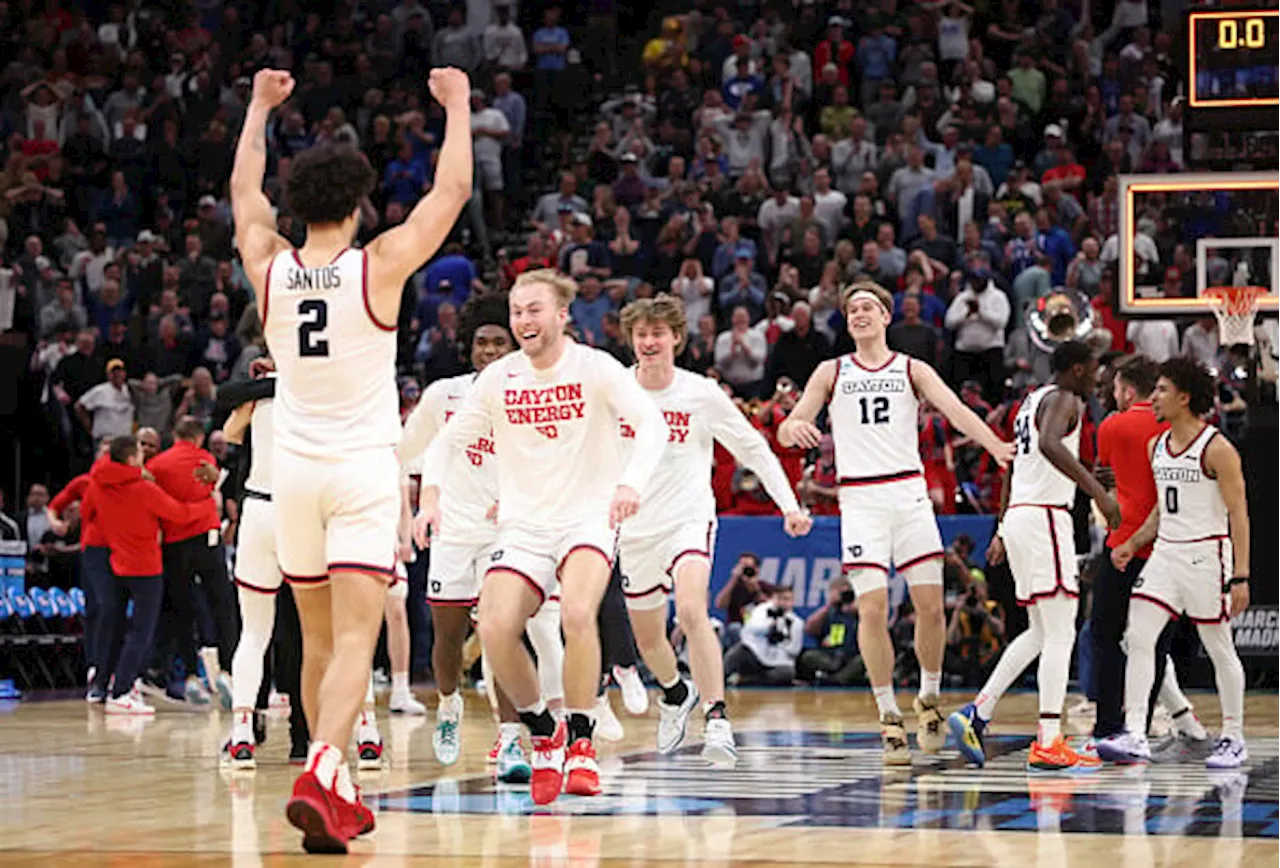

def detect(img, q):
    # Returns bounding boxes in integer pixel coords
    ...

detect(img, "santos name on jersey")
[827,353,922,482]
[618,368,799,539]
[1151,425,1229,543]
[263,247,399,458]
[1009,384,1081,508]
[399,372,498,545]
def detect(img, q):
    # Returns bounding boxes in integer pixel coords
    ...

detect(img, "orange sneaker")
[1027,735,1102,772]
[563,738,602,797]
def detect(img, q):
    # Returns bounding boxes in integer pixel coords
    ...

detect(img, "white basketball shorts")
[618,520,717,611]
[388,559,408,601]
[1132,536,1232,624]
[838,474,944,597]
[1002,504,1079,606]
[274,447,400,587]
[486,520,619,603]
[233,493,282,594]
[428,538,494,607]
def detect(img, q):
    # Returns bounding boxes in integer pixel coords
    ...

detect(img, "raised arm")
[365,68,474,304]
[910,360,1015,467]
[230,70,294,292]
[1038,390,1120,526]
[1207,434,1251,614]
[777,359,836,449]
[221,403,254,446]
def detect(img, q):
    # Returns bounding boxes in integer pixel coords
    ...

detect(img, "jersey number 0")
[298,299,330,357]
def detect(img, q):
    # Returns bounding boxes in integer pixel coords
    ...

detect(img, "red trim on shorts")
[261,255,274,327]
[849,351,899,373]
[548,594,561,603]
[234,577,278,595]
[283,572,328,586]
[362,249,397,332]
[623,584,671,599]
[666,549,710,577]
[1131,592,1180,620]
[556,544,613,581]
[328,561,396,581]
[843,561,889,574]
[486,565,545,604]
[1016,587,1080,607]
[428,597,477,608]
[1157,534,1229,544]
[896,551,944,572]
[1011,506,1078,608]
[838,469,921,487]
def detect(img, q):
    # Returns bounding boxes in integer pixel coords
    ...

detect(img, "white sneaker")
[433,694,463,766]
[1149,705,1173,738]
[613,665,649,716]
[656,682,699,754]
[593,694,625,742]
[214,673,234,710]
[356,722,385,771]
[1095,730,1151,764]
[701,717,738,767]
[1205,735,1249,769]
[105,689,155,716]
[390,692,428,715]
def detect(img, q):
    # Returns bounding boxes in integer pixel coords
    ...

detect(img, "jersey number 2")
[858,396,889,425]
[298,299,329,357]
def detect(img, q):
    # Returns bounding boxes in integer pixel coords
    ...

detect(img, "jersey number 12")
[859,396,889,425]
[298,299,330,357]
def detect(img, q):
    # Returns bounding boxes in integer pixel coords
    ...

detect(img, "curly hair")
[1159,357,1216,417]
[619,295,688,353]
[457,291,514,356]
[284,144,376,226]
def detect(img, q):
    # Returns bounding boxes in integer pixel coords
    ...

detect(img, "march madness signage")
[1231,606,1279,657]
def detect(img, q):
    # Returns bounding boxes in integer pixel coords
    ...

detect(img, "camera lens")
[742,566,757,577]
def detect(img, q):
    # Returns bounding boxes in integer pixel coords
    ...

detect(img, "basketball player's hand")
[782,510,813,537]
[783,419,823,450]
[988,439,1015,468]
[249,356,275,378]
[193,461,219,485]
[1110,542,1135,571]
[609,485,641,528]
[413,487,441,548]
[428,67,472,111]
[986,534,1006,566]
[1228,581,1250,617]
[1098,492,1122,529]
[251,69,295,109]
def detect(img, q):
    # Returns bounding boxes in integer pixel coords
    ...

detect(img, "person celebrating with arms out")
[414,269,668,805]
[1097,358,1251,769]
[616,296,812,767]
[231,66,473,854]
[778,281,1014,765]
[949,341,1120,771]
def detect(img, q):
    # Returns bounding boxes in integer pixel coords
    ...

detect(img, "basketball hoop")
[1204,286,1267,347]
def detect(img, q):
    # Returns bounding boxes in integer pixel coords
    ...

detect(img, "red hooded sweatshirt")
[89,460,216,577]
[50,457,108,549]
[146,440,220,543]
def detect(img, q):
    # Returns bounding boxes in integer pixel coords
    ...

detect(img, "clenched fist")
[428,67,472,111]
[252,69,295,109]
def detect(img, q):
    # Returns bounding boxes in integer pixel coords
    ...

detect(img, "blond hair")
[512,268,578,308]
[840,280,893,315]
[620,295,688,353]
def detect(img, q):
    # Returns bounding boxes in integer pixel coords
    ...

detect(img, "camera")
[767,606,783,618]
[965,591,979,608]
[742,565,757,578]
[839,589,856,605]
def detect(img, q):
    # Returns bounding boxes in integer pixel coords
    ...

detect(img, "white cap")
[1044,123,1064,139]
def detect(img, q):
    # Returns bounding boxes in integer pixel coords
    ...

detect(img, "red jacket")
[90,460,216,576]
[50,458,107,549]
[146,440,219,542]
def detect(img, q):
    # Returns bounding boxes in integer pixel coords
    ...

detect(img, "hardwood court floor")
[0,689,1275,866]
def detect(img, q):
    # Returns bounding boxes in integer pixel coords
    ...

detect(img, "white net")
[1204,286,1267,347]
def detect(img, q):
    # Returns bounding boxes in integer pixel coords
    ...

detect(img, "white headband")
[846,288,890,313]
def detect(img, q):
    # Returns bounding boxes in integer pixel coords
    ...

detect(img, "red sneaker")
[285,771,351,854]
[564,738,601,797]
[530,720,567,806]
[348,786,376,836]
[487,735,502,764]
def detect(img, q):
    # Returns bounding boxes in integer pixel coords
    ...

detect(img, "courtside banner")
[709,515,997,620]
[1230,605,1279,657]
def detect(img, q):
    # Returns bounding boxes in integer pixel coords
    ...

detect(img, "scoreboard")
[1183,7,1280,170]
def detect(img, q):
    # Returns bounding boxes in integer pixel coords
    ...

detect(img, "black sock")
[705,700,727,721]
[661,679,689,707]
[519,709,557,738]
[568,712,595,743]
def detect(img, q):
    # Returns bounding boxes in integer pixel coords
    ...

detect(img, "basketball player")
[398,292,537,783]
[778,282,1015,764]
[231,66,473,853]
[413,269,668,805]
[618,296,812,765]
[948,341,1119,771]
[1092,355,1211,761]
[1097,358,1251,768]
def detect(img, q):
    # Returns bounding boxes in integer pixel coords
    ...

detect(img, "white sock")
[1197,621,1246,740]
[1037,715,1061,745]
[334,761,356,802]
[359,708,378,730]
[391,672,410,696]
[1035,596,1076,747]
[499,722,522,746]
[974,611,1046,722]
[232,709,254,740]
[200,646,221,682]
[919,670,942,699]
[872,685,900,717]
[230,588,275,711]
[1123,599,1167,736]
[306,742,342,790]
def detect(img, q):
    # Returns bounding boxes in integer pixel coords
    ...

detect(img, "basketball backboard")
[1116,171,1279,317]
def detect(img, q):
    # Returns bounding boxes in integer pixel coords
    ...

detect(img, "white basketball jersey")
[1152,425,1229,542]
[243,394,274,495]
[1008,384,1081,508]
[827,352,922,481]
[263,247,399,459]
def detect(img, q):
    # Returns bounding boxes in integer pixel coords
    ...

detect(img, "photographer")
[945,576,1005,687]
[797,576,864,685]
[724,587,804,686]
[713,551,774,646]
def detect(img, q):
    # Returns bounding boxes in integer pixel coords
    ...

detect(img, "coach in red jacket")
[48,438,113,699]
[91,435,216,707]
[147,416,239,703]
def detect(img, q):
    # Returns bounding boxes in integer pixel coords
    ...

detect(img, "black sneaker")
[289,738,309,766]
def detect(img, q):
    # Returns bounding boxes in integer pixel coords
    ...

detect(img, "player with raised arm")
[230,66,473,853]
[1096,358,1252,768]
[778,281,1015,764]
[413,269,668,805]
[617,296,812,766]
[948,341,1119,771]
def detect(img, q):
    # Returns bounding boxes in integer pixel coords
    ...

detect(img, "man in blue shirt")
[424,243,477,304]
[383,139,427,206]
[722,57,764,111]
[532,7,570,71]
[1034,207,1075,286]
[568,275,616,346]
